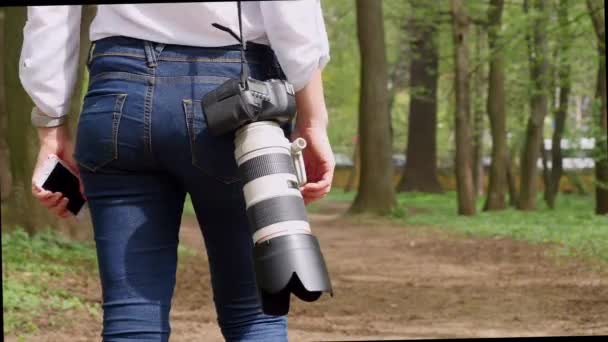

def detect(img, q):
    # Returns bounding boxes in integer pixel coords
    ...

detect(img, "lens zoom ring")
[239,153,296,183]
[247,196,308,233]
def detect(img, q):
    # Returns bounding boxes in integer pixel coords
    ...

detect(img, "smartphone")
[33,154,87,219]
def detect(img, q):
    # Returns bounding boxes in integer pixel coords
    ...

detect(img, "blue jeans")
[74,36,289,342]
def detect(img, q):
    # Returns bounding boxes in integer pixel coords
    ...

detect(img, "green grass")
[2,227,198,338]
[2,229,101,336]
[320,189,608,262]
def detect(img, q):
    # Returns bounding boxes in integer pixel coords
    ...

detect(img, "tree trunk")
[450,0,476,216]
[518,0,550,211]
[506,150,518,207]
[586,0,607,215]
[546,0,571,209]
[396,0,442,193]
[344,139,360,193]
[483,0,507,211]
[540,139,551,204]
[0,9,12,203]
[472,25,485,197]
[350,0,395,215]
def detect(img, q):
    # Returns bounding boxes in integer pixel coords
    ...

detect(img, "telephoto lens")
[234,121,333,316]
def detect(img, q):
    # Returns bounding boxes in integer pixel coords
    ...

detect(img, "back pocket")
[74,94,127,172]
[182,99,240,184]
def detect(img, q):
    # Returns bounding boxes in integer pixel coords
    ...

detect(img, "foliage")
[2,229,100,336]
[321,0,600,163]
[317,190,608,261]
[2,227,197,337]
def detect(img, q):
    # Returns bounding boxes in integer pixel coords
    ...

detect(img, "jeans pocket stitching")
[75,93,127,172]
[182,98,241,184]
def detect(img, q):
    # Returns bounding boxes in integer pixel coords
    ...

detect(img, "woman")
[20,2,334,341]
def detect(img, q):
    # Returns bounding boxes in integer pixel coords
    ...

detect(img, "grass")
[319,189,608,262]
[2,228,198,338]
[2,228,101,337]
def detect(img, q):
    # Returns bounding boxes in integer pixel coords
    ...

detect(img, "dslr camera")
[201,76,333,316]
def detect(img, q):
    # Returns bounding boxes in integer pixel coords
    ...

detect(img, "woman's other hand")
[292,68,334,205]
[291,126,335,205]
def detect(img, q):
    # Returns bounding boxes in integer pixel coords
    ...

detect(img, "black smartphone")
[33,154,87,218]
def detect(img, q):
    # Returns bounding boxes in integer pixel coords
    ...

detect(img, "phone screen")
[42,162,86,215]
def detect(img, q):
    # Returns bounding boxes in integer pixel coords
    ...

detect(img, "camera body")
[202,77,297,136]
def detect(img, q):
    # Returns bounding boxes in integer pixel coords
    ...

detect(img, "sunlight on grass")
[320,189,608,262]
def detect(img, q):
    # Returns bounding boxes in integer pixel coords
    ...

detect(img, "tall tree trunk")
[350,0,395,215]
[540,139,551,203]
[586,0,607,215]
[0,9,12,203]
[546,0,571,209]
[450,0,476,216]
[506,150,518,207]
[518,0,550,211]
[484,0,507,211]
[344,138,360,193]
[396,0,442,193]
[472,25,485,197]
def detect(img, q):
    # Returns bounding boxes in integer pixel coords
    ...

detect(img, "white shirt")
[19,2,330,118]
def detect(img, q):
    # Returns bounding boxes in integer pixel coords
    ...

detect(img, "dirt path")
[13,200,608,341]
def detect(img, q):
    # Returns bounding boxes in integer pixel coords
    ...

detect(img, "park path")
[12,200,608,341]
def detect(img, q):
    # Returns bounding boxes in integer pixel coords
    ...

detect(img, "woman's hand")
[291,125,335,205]
[31,125,82,218]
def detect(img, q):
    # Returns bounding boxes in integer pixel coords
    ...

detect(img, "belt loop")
[154,43,165,61]
[143,41,157,68]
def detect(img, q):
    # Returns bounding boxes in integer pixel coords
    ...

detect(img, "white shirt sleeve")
[19,6,82,118]
[260,0,330,92]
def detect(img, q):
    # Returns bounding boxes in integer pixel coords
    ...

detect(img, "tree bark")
[586,0,607,215]
[472,25,485,197]
[506,149,518,207]
[0,9,12,203]
[483,0,507,211]
[396,0,442,193]
[518,0,550,211]
[344,138,360,193]
[450,0,476,216]
[350,0,395,215]
[545,0,571,209]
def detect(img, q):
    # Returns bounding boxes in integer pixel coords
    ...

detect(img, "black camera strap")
[211,1,249,88]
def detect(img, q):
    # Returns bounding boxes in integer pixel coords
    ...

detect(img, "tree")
[483,0,508,211]
[586,0,607,215]
[472,25,486,197]
[0,9,12,203]
[450,0,476,216]
[545,0,571,209]
[518,0,550,211]
[350,0,395,215]
[396,0,442,193]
